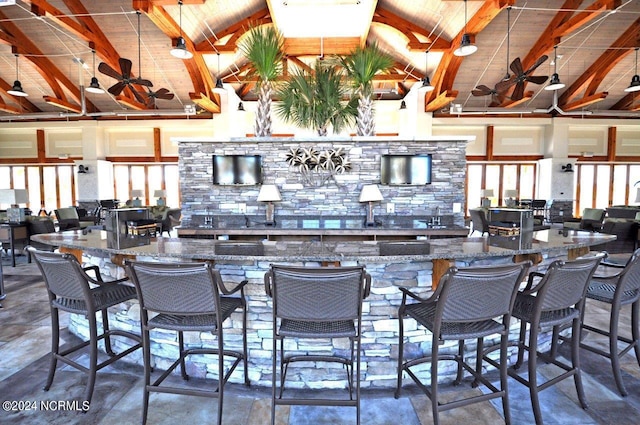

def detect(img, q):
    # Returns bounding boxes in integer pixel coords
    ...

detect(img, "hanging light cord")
[14,54,19,80]
[178,0,183,38]
[554,46,558,73]
[505,7,511,79]
[634,48,639,75]
[463,0,468,34]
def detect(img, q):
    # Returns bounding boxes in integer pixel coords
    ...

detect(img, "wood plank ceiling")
[0,0,637,121]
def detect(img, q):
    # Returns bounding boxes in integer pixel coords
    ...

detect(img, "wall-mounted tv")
[212,155,262,185]
[380,154,432,185]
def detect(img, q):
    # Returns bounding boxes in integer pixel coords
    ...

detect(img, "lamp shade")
[482,189,494,197]
[0,189,28,205]
[257,184,282,202]
[635,187,640,204]
[153,189,167,198]
[504,190,518,198]
[359,184,383,203]
[131,190,144,198]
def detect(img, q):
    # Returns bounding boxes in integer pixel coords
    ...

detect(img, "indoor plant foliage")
[239,25,285,137]
[276,59,357,136]
[340,42,394,136]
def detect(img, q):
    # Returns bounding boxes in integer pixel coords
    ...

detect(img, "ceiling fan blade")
[119,58,133,79]
[495,78,516,93]
[108,81,127,96]
[98,62,123,80]
[511,82,525,101]
[510,57,524,76]
[155,88,174,100]
[526,75,549,85]
[526,55,548,74]
[132,88,147,105]
[133,78,153,87]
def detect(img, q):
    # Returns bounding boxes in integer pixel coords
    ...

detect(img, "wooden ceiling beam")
[116,95,147,110]
[43,96,82,113]
[503,92,534,108]
[372,7,451,52]
[559,17,640,107]
[195,7,272,53]
[284,37,360,56]
[190,92,221,113]
[136,0,219,112]
[425,0,513,112]
[426,90,458,113]
[610,92,637,110]
[562,91,608,111]
[555,0,621,36]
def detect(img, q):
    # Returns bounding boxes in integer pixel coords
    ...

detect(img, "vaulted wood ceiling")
[0,0,638,121]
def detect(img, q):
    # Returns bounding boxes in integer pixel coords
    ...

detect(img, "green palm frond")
[340,42,394,98]
[239,26,285,85]
[276,60,356,136]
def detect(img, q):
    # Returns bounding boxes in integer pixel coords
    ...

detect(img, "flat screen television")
[380,154,432,185]
[212,155,262,185]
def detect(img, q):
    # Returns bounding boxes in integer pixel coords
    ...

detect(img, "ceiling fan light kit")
[7,54,28,97]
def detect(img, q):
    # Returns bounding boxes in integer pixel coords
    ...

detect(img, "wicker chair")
[29,248,142,405]
[508,254,603,425]
[579,248,640,396]
[125,261,249,425]
[264,265,371,425]
[395,262,529,425]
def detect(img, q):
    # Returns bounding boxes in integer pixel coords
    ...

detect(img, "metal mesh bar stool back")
[536,258,602,312]
[272,265,364,322]
[32,250,88,302]
[129,261,220,316]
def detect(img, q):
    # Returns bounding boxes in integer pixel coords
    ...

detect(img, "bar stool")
[29,248,142,405]
[125,260,249,425]
[264,265,371,425]
[579,248,640,396]
[509,255,603,425]
[395,262,529,425]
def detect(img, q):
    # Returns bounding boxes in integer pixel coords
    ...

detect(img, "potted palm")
[239,26,285,137]
[276,59,357,136]
[340,42,394,136]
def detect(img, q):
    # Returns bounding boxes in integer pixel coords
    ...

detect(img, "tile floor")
[1,253,639,424]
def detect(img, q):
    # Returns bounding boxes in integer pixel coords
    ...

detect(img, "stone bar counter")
[32,229,615,389]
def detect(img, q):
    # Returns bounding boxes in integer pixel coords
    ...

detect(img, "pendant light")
[7,54,28,97]
[545,46,565,91]
[85,50,104,94]
[624,47,640,93]
[213,52,225,93]
[453,0,477,57]
[503,7,511,81]
[419,50,434,92]
[170,0,193,59]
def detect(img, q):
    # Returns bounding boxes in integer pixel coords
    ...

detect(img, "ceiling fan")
[140,87,174,108]
[98,11,153,103]
[471,84,507,107]
[98,58,152,99]
[495,55,549,101]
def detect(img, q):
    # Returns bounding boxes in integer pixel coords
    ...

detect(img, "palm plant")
[340,42,394,136]
[276,59,357,136]
[239,26,285,137]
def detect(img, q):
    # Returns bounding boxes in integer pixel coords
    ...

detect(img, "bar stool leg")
[609,302,627,396]
[142,328,151,425]
[102,309,115,356]
[632,301,640,368]
[85,314,99,404]
[571,317,588,409]
[394,315,405,399]
[500,333,512,425]
[178,331,189,380]
[527,324,543,425]
[431,339,440,425]
[44,308,59,391]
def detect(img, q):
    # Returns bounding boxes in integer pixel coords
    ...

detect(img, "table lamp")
[153,189,167,206]
[131,190,144,207]
[0,189,29,222]
[481,189,494,208]
[504,189,518,207]
[359,184,383,226]
[257,184,281,225]
[635,187,640,204]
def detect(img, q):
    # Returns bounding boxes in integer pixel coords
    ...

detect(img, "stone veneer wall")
[178,137,467,226]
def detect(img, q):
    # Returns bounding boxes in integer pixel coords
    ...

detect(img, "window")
[113,163,180,207]
[466,162,538,214]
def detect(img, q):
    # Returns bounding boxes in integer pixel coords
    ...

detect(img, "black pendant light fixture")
[213,52,225,93]
[85,49,104,94]
[545,46,565,91]
[7,54,28,97]
[624,47,640,93]
[170,0,193,59]
[453,0,477,57]
[238,102,245,111]
[419,50,434,92]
